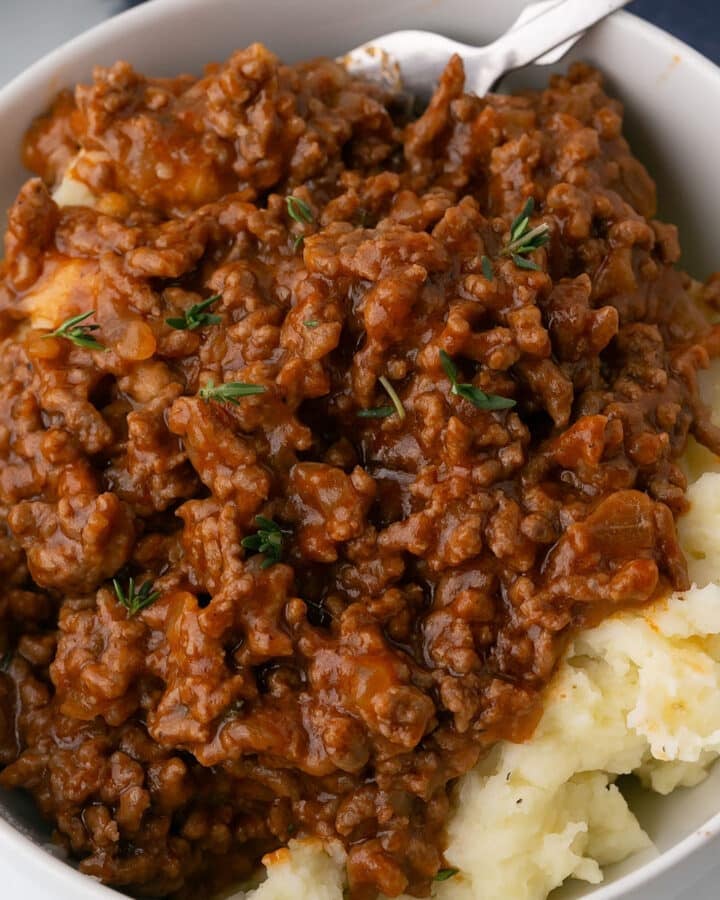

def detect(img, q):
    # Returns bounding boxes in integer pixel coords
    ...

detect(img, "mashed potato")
[51,153,100,209]
[236,459,720,900]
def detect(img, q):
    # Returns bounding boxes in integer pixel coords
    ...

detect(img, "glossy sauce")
[0,45,719,900]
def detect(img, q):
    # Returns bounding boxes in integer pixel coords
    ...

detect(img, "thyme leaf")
[286,196,314,252]
[512,254,542,271]
[378,375,406,420]
[113,577,160,617]
[439,349,516,411]
[241,515,287,568]
[435,868,459,882]
[357,406,394,418]
[166,294,222,331]
[286,195,314,225]
[501,198,549,268]
[43,310,105,351]
[439,348,460,384]
[358,375,406,420]
[199,379,266,404]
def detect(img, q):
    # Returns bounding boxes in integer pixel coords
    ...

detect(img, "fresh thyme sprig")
[113,577,160,617]
[358,375,406,420]
[286,196,314,251]
[439,350,516,411]
[43,311,105,351]
[166,294,222,331]
[199,379,266,404]
[286,196,314,225]
[500,198,549,271]
[241,515,287,569]
[435,868,459,882]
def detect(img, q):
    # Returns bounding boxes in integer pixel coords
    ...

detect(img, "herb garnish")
[500,197,549,271]
[286,196,314,251]
[378,375,405,420]
[481,255,494,281]
[358,375,406,420]
[286,196,314,225]
[166,294,222,331]
[439,349,516,411]
[304,320,319,329]
[43,311,105,351]
[241,515,287,568]
[113,577,160,617]
[199,379,266,404]
[357,406,394,419]
[435,868,459,882]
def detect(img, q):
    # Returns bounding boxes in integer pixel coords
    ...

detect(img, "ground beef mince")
[0,44,719,900]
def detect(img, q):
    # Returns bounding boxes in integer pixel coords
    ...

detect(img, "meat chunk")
[9,489,134,593]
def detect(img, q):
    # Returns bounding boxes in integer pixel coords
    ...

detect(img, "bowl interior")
[1,1,719,897]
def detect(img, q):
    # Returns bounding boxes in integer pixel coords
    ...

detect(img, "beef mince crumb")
[0,44,719,900]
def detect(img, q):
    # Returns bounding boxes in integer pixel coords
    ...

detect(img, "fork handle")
[470,0,631,82]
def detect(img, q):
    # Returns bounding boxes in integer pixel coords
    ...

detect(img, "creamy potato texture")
[237,423,720,900]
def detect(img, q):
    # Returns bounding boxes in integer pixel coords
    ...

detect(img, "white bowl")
[1,2,719,899]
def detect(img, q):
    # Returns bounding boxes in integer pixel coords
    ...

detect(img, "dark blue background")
[119,1,719,64]
[630,0,719,64]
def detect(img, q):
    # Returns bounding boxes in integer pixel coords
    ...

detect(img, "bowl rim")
[1,1,720,898]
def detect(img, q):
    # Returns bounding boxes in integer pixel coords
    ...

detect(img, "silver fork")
[341,0,632,97]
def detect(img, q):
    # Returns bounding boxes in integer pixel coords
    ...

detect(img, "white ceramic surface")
[0,1,719,899]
